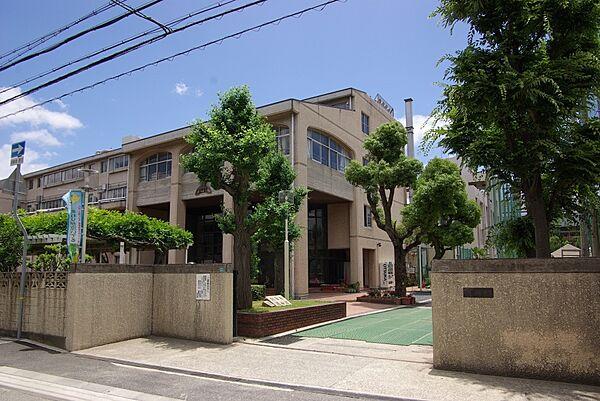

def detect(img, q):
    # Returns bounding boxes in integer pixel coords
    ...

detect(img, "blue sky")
[0,0,467,178]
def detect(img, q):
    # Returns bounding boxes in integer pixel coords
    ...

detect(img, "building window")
[274,125,290,155]
[307,129,351,172]
[139,152,172,182]
[100,185,127,200]
[362,157,369,166]
[40,198,63,210]
[42,166,83,186]
[28,179,33,190]
[364,205,372,227]
[361,112,370,134]
[100,160,107,173]
[108,155,129,171]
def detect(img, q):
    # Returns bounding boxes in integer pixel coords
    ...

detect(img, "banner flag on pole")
[62,190,85,262]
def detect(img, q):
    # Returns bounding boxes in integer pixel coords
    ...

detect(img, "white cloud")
[174,82,189,95]
[10,129,62,147]
[53,99,67,109]
[195,89,203,97]
[0,87,82,130]
[0,144,49,179]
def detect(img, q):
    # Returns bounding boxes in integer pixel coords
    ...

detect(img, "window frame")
[274,125,290,155]
[139,152,172,182]
[364,205,372,228]
[307,129,351,173]
[361,112,370,134]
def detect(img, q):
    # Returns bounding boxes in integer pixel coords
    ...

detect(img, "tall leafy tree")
[346,121,422,296]
[411,158,481,259]
[182,86,305,309]
[429,0,600,257]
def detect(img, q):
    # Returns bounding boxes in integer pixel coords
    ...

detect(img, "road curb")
[73,352,428,401]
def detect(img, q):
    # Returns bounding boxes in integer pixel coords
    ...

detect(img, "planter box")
[236,302,346,338]
[356,295,416,305]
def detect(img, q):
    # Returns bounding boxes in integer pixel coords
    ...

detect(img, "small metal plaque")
[463,287,493,298]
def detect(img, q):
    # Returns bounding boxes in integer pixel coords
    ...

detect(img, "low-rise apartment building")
[11,88,404,298]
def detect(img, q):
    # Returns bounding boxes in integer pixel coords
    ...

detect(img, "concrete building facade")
[12,88,403,298]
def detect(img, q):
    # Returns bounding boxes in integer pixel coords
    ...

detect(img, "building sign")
[374,94,394,117]
[196,273,211,301]
[62,190,85,262]
[379,261,395,288]
[10,141,25,166]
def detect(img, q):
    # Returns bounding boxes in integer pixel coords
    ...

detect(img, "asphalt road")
[0,340,380,401]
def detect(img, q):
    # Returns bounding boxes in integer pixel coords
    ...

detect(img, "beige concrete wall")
[0,272,67,347]
[152,267,233,344]
[432,258,600,385]
[65,269,153,351]
[327,203,350,249]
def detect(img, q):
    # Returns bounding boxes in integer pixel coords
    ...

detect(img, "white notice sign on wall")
[195,273,211,301]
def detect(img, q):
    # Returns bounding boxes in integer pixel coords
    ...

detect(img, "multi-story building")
[10,88,404,298]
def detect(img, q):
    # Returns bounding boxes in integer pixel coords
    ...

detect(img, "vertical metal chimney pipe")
[404,98,415,159]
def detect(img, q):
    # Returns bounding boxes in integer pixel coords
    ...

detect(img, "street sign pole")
[8,149,29,339]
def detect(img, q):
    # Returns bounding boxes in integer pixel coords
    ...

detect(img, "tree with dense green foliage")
[0,214,21,272]
[22,208,193,253]
[182,86,306,309]
[410,158,481,259]
[346,121,423,296]
[428,0,600,257]
[488,216,536,258]
[0,208,192,271]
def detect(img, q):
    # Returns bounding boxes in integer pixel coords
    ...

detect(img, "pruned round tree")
[409,158,481,259]
[345,121,422,296]
[182,86,305,309]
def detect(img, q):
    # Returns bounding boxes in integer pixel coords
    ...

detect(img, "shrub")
[251,284,266,301]
[0,214,21,272]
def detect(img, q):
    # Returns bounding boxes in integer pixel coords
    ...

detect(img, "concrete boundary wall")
[0,264,234,351]
[431,258,600,385]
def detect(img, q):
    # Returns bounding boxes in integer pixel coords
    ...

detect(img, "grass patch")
[242,300,329,313]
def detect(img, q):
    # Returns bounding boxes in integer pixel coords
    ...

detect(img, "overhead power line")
[0,0,265,107]
[0,0,165,72]
[0,1,119,63]
[0,0,345,122]
[0,1,239,96]
[110,0,172,33]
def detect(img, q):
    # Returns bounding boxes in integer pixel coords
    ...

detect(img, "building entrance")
[308,204,348,287]
[186,206,223,264]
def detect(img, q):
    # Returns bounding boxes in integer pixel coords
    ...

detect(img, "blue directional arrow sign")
[10,141,25,166]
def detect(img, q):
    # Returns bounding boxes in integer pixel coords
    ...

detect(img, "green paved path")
[293,307,433,346]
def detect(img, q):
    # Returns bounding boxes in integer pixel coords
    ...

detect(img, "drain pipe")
[404,98,415,159]
[290,106,296,299]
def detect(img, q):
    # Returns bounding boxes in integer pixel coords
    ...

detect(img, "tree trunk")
[233,229,252,310]
[523,178,551,258]
[592,208,600,257]
[580,215,591,258]
[433,246,446,260]
[393,246,407,297]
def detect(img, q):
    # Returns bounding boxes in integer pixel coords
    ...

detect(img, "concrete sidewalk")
[75,336,599,401]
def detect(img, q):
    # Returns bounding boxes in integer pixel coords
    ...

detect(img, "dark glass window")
[364,205,372,227]
[361,112,370,134]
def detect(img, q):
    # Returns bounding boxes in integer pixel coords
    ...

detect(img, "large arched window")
[139,152,172,182]
[307,129,351,172]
